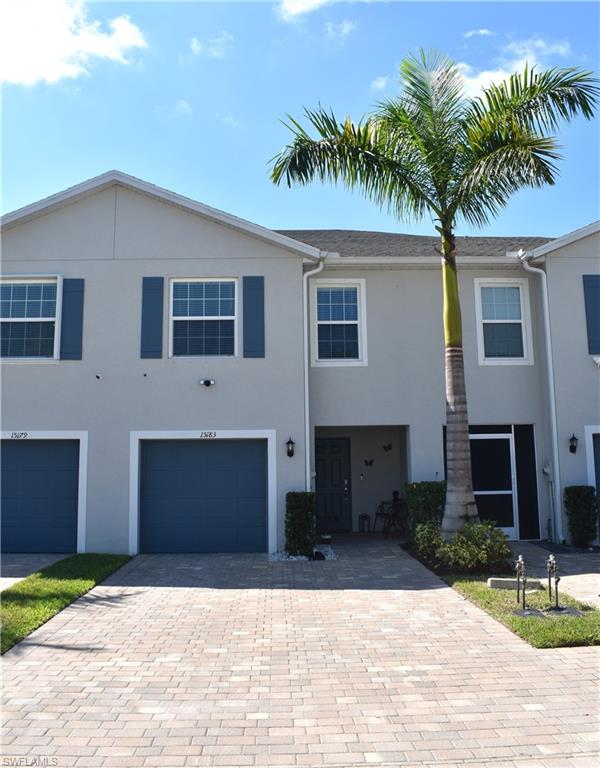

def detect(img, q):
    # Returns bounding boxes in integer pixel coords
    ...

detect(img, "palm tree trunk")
[440,228,478,539]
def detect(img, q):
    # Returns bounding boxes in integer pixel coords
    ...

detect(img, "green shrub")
[405,481,445,542]
[285,492,316,557]
[412,521,443,563]
[564,486,598,547]
[413,520,511,573]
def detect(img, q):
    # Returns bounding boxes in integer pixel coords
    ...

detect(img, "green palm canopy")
[271,51,598,538]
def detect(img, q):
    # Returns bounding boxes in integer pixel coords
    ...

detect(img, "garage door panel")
[201,469,240,497]
[237,469,268,495]
[140,439,267,553]
[2,525,76,554]
[8,470,79,499]
[1,440,79,553]
[234,498,266,525]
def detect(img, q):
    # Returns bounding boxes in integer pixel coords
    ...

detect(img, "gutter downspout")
[303,257,324,490]
[520,250,564,542]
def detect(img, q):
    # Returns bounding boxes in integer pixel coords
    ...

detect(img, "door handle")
[343,478,349,498]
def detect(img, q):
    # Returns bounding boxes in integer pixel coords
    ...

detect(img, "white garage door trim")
[129,429,277,555]
[0,430,88,553]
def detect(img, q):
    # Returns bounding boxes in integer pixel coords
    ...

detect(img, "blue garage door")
[140,439,267,553]
[1,440,79,553]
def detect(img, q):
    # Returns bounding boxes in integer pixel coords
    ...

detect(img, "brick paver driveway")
[2,537,599,767]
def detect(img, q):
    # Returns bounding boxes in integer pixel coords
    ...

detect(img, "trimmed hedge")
[406,481,445,542]
[564,485,598,547]
[285,492,316,557]
[413,520,512,573]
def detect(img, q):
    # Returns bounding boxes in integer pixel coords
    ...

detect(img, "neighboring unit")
[1,172,598,553]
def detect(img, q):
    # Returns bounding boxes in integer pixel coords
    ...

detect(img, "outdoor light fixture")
[569,434,578,454]
[286,437,295,458]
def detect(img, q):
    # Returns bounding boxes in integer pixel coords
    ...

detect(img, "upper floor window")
[474,278,533,365]
[0,278,60,359]
[170,279,236,357]
[312,279,367,366]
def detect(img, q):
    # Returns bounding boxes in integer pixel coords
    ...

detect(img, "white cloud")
[278,0,332,21]
[175,99,192,116]
[463,28,494,39]
[371,75,389,92]
[189,30,233,59]
[0,0,147,86]
[503,37,570,60]
[324,19,357,40]
[221,112,241,129]
[458,36,571,98]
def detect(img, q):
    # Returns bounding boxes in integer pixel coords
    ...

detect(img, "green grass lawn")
[444,574,600,648]
[1,554,131,654]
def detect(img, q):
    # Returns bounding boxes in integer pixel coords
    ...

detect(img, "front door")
[470,433,518,539]
[315,438,352,533]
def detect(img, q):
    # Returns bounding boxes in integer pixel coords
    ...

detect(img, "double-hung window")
[0,278,61,359]
[170,279,236,357]
[474,278,533,365]
[312,279,367,366]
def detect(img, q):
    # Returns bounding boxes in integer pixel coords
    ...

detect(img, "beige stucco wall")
[1,185,308,553]
[545,231,600,540]
[309,262,553,537]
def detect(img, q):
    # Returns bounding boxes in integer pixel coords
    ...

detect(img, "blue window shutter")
[583,275,600,354]
[140,277,164,358]
[60,278,84,360]
[243,276,265,358]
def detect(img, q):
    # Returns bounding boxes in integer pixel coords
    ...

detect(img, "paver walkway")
[2,536,599,768]
[510,542,600,608]
[0,553,68,591]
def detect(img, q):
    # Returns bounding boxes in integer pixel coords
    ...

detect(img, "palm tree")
[270,51,598,538]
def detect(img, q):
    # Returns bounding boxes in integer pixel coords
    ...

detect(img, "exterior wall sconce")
[569,434,578,454]
[286,437,295,458]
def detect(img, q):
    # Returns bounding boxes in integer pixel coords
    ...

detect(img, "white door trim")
[469,431,519,540]
[129,429,277,555]
[0,430,88,553]
[584,425,600,545]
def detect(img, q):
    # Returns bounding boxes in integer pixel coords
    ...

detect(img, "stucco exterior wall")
[544,231,600,539]
[1,186,308,553]
[309,263,553,535]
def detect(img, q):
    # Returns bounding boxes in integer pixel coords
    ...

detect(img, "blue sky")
[2,1,599,237]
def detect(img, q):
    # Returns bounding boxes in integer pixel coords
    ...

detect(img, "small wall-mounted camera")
[199,378,215,388]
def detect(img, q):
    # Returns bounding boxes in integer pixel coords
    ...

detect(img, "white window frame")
[0,275,63,363]
[168,277,238,358]
[311,278,368,367]
[474,277,533,366]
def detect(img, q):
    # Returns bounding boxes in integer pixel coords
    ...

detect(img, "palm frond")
[467,66,599,136]
[270,105,441,220]
[451,128,561,226]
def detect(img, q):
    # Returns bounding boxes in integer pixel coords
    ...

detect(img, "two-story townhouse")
[0,172,316,555]
[283,230,553,542]
[527,223,600,541]
[1,172,598,554]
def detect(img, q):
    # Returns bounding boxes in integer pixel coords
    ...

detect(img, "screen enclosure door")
[470,432,518,540]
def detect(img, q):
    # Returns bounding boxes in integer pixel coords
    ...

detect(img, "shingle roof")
[276,229,551,258]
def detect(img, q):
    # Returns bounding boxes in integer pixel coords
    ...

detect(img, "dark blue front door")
[1,440,79,553]
[140,439,267,553]
[315,438,352,533]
